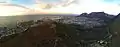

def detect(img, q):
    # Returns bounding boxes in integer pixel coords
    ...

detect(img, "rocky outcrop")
[0,12,118,47]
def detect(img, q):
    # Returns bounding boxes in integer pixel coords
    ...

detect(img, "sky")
[0,0,120,16]
[104,0,120,4]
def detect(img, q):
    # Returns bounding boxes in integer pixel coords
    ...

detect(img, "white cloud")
[32,0,120,15]
[0,0,7,2]
[78,0,120,15]
[0,0,120,16]
[0,3,32,16]
[0,0,11,3]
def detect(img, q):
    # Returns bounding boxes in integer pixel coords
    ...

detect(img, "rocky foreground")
[0,12,119,47]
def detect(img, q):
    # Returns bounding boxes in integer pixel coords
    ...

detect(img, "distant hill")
[77,12,116,23]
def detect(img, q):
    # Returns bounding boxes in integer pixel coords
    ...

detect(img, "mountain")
[59,12,116,29]
[110,13,120,47]
[0,12,119,47]
[77,12,116,23]
[114,13,120,21]
[77,13,88,17]
[57,12,116,40]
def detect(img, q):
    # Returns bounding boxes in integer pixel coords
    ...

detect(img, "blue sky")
[9,0,62,5]
[0,0,119,6]
[10,0,120,4]
[10,0,35,5]
[104,0,120,4]
[5,0,64,7]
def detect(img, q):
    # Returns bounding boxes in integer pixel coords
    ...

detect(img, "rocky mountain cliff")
[0,12,119,47]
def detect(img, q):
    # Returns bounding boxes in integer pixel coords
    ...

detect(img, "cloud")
[0,3,32,16]
[0,3,50,16]
[32,0,120,15]
[0,0,12,3]
[77,0,120,15]
[0,0,120,16]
